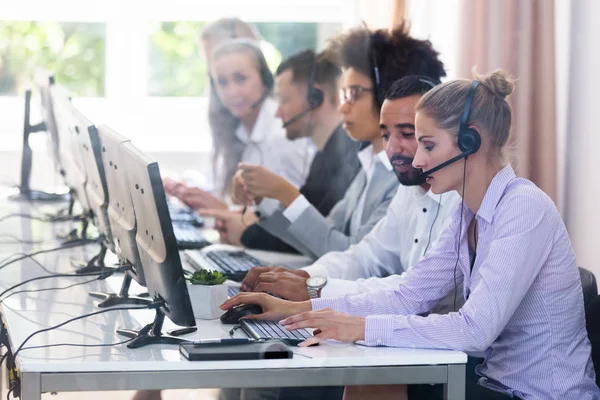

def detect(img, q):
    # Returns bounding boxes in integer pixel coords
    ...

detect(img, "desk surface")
[0,195,466,399]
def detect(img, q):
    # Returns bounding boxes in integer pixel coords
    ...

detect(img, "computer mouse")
[220,304,263,324]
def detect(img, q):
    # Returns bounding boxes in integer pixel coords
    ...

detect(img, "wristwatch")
[306,276,328,299]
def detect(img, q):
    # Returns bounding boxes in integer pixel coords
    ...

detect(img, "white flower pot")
[188,283,228,320]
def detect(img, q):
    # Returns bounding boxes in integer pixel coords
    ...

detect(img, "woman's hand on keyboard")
[280,309,367,347]
[220,292,311,322]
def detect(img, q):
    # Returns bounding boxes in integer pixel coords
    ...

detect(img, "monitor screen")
[120,141,195,327]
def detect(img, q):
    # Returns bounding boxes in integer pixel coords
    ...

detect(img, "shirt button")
[414,239,419,243]
[423,208,427,213]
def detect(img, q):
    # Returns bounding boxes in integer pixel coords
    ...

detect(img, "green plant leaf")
[189,269,226,285]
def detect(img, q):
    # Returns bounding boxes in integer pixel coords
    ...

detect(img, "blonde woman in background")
[164,19,312,211]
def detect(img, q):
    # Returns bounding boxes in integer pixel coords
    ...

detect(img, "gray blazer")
[258,161,398,260]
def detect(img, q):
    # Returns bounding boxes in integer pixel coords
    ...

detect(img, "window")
[0,0,354,152]
[148,21,343,97]
[0,21,106,96]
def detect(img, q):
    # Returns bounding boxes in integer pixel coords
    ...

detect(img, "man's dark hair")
[275,49,341,104]
[327,21,446,110]
[386,75,439,100]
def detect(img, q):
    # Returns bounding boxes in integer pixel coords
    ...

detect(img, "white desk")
[0,198,467,400]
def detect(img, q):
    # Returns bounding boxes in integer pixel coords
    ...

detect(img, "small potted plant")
[186,270,228,320]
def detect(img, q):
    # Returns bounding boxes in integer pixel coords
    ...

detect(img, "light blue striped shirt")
[312,164,599,399]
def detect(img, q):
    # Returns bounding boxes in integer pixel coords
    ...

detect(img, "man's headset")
[420,80,482,178]
[281,53,324,128]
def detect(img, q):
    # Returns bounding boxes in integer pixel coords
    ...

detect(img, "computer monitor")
[69,108,120,274]
[10,70,68,202]
[72,109,113,245]
[34,70,62,177]
[88,125,150,307]
[116,141,195,348]
[50,83,90,215]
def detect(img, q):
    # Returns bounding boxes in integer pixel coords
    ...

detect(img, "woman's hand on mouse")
[220,292,311,321]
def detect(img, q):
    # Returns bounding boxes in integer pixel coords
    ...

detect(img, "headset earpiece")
[305,53,323,110]
[457,80,482,155]
[458,126,481,154]
[307,86,324,110]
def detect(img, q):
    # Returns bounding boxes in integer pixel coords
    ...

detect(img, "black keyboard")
[240,319,314,346]
[168,200,204,227]
[228,286,240,297]
[173,224,210,250]
[204,251,263,282]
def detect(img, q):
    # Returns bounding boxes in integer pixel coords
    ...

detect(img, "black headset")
[417,77,439,90]
[371,47,383,108]
[420,80,482,178]
[282,52,324,127]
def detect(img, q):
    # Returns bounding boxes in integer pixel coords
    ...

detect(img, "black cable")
[20,337,134,352]
[0,239,96,271]
[423,193,443,256]
[0,212,78,225]
[453,158,468,312]
[4,251,60,276]
[0,277,99,304]
[11,304,155,362]
[0,249,73,276]
[0,234,48,245]
[6,386,14,400]
[0,271,111,303]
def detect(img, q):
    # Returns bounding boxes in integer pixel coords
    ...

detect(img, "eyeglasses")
[339,86,374,105]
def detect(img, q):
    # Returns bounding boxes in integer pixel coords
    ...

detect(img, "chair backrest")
[580,267,600,387]
[586,295,600,387]
[580,267,598,309]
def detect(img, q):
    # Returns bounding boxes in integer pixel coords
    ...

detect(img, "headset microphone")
[281,108,312,128]
[420,150,473,178]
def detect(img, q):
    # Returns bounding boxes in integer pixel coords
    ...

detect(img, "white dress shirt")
[302,185,461,298]
[232,98,315,190]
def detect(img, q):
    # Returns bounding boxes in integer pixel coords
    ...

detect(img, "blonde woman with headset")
[221,69,599,400]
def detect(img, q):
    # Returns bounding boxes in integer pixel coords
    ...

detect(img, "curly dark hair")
[326,21,446,110]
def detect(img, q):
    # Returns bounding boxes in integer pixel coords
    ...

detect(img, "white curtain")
[563,0,600,277]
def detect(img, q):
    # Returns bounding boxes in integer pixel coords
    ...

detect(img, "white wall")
[564,0,600,276]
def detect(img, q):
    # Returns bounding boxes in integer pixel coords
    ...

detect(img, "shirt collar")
[357,145,393,173]
[357,145,374,171]
[235,98,278,144]
[377,151,393,171]
[411,185,445,205]
[476,164,516,223]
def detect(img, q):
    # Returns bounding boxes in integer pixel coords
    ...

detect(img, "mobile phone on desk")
[180,340,293,361]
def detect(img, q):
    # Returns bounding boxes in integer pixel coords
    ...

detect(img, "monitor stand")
[73,240,115,275]
[117,308,196,349]
[89,267,151,308]
[9,89,71,204]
